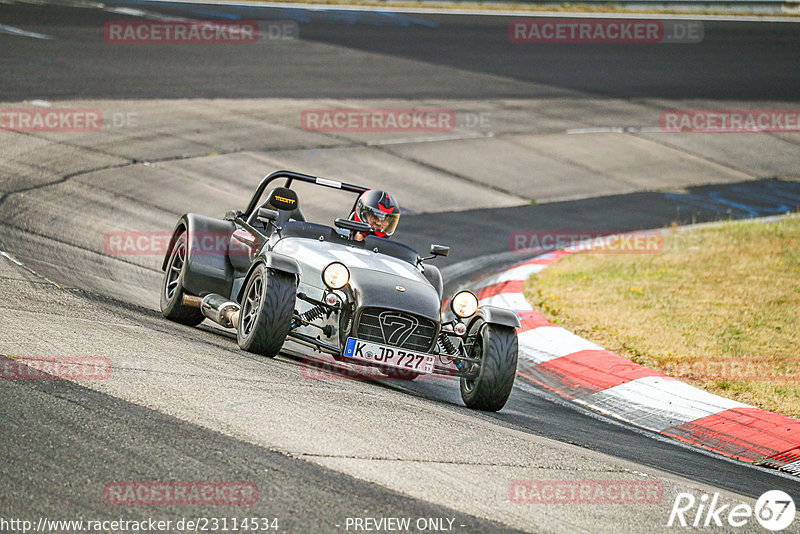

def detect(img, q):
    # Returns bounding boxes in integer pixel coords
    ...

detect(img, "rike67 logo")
[668,490,795,531]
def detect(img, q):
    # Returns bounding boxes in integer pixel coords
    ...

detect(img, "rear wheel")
[236,264,296,357]
[460,320,518,411]
[160,231,205,326]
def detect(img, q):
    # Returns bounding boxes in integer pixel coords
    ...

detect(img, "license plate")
[343,338,435,374]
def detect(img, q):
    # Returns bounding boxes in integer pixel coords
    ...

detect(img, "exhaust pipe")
[183,294,240,329]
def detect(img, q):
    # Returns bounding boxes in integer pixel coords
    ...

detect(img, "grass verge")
[524,215,800,418]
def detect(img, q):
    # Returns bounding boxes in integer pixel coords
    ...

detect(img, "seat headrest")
[266,187,299,211]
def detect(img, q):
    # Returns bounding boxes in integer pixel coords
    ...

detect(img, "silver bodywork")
[272,237,440,350]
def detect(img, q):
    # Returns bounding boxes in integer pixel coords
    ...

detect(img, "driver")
[351,190,400,241]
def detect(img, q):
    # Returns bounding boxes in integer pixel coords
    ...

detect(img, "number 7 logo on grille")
[378,311,419,346]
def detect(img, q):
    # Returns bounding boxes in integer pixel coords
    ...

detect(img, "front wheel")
[460,321,518,411]
[236,264,296,357]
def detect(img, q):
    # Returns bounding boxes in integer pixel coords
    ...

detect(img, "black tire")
[160,231,205,326]
[460,321,518,411]
[236,264,296,358]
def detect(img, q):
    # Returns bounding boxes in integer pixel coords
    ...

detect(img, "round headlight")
[322,262,350,290]
[450,291,479,318]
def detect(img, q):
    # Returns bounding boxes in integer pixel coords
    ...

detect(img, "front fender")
[422,264,443,300]
[235,251,300,303]
[469,306,521,330]
[261,250,301,277]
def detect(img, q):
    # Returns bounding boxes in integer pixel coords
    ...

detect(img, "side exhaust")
[183,294,240,329]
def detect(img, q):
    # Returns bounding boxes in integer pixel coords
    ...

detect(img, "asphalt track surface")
[2,1,800,101]
[1,1,799,532]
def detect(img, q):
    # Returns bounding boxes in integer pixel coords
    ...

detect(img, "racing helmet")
[354,190,400,238]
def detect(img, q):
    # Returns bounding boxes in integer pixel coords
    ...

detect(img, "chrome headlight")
[322,262,350,290]
[450,290,479,318]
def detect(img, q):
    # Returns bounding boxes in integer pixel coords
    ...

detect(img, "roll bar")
[243,170,368,219]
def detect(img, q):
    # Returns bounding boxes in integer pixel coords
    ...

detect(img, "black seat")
[252,187,304,231]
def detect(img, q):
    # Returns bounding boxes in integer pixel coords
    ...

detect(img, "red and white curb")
[471,247,800,476]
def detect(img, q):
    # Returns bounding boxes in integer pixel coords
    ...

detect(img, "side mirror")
[257,208,279,224]
[430,244,450,257]
[418,244,450,266]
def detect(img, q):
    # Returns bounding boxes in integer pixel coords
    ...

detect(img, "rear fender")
[162,214,236,298]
